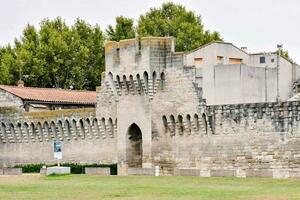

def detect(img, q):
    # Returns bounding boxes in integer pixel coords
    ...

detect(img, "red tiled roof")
[0,85,97,105]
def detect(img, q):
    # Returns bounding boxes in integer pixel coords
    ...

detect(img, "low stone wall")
[46,166,70,175]
[40,168,47,175]
[172,168,300,178]
[173,169,200,176]
[0,168,22,175]
[127,168,154,176]
[85,167,110,175]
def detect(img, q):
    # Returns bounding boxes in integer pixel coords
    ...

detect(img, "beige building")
[186,41,300,105]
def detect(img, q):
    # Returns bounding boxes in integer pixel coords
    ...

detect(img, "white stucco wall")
[186,42,295,105]
[186,42,249,105]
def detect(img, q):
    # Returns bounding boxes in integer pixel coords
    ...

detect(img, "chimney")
[241,47,248,52]
[17,80,25,87]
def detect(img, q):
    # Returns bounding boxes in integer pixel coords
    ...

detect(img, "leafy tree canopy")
[137,2,222,51]
[106,16,135,41]
[0,2,224,89]
[0,17,105,90]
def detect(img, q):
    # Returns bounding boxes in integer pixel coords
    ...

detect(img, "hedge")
[14,163,117,175]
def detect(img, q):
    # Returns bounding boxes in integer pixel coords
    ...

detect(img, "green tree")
[106,16,135,41]
[0,45,17,84]
[137,2,222,51]
[0,17,105,90]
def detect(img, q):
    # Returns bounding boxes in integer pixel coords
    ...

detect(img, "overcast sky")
[1,0,300,63]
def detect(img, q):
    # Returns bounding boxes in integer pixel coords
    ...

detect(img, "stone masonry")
[0,37,300,178]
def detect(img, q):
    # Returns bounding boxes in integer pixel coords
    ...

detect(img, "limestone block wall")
[156,102,300,178]
[0,108,117,167]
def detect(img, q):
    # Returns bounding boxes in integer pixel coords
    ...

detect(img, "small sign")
[54,141,62,160]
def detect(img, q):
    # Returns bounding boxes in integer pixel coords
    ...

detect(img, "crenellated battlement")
[206,101,300,135]
[105,37,181,75]
[0,108,117,144]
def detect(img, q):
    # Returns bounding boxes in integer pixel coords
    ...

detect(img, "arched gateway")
[127,123,143,167]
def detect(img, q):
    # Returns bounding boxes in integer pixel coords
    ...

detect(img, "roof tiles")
[0,85,97,105]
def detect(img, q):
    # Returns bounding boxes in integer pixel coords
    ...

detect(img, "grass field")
[0,174,300,200]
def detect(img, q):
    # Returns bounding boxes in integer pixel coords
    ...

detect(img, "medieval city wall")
[0,108,117,167]
[155,101,300,178]
[1,37,300,178]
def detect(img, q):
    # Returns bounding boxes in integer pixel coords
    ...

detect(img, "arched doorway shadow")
[127,123,142,168]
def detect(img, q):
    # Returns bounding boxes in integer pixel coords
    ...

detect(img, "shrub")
[14,163,117,175]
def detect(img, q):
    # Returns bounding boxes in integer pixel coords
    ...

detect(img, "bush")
[14,163,117,175]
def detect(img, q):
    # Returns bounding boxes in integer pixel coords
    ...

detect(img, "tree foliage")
[106,16,135,41]
[137,2,222,51]
[0,17,105,90]
[0,2,223,89]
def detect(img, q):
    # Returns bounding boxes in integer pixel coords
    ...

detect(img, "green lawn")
[0,174,299,200]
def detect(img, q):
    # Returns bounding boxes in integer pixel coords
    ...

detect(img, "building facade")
[186,41,300,105]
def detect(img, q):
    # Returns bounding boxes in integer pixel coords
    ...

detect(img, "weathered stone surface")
[1,37,300,178]
[246,170,273,178]
[127,168,154,176]
[46,167,70,175]
[174,169,200,176]
[40,168,47,175]
[85,167,110,175]
[211,170,235,177]
[3,168,22,175]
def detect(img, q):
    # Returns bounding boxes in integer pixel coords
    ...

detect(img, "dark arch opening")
[186,114,191,134]
[127,123,142,168]
[37,122,43,140]
[143,71,149,93]
[58,120,63,138]
[194,114,199,132]
[116,75,122,91]
[160,72,165,90]
[202,114,208,135]
[152,71,157,92]
[178,115,184,135]
[79,119,85,138]
[108,72,115,93]
[123,75,129,93]
[65,120,71,132]
[136,74,142,93]
[108,118,114,136]
[170,115,175,136]
[129,75,135,92]
[162,115,168,133]
[30,123,36,139]
[9,124,16,141]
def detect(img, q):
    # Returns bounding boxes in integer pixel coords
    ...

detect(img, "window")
[195,57,203,61]
[229,58,243,64]
[194,57,203,67]
[271,58,275,63]
[260,56,266,64]
[217,56,223,64]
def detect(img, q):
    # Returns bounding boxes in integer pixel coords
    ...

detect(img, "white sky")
[1,0,300,63]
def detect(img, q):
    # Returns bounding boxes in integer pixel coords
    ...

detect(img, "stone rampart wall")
[0,108,117,166]
[154,102,300,178]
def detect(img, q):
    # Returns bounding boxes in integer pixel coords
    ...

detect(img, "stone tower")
[96,37,203,174]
